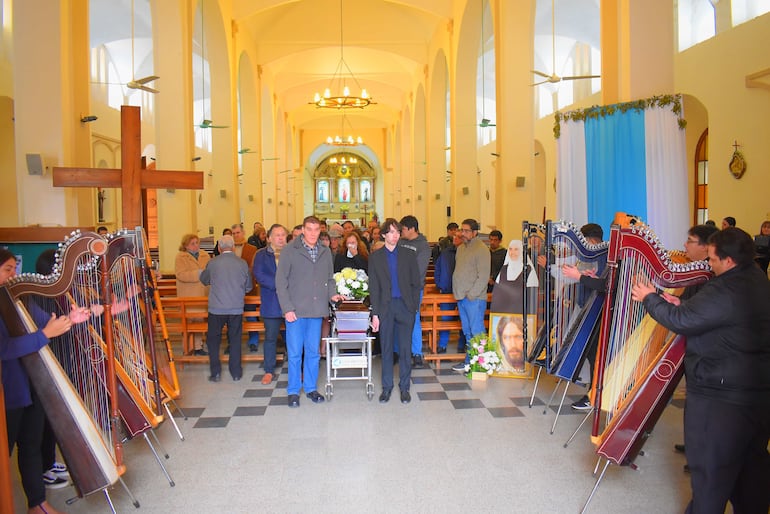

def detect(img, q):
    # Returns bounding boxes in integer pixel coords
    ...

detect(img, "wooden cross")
[53,105,204,228]
[732,140,741,152]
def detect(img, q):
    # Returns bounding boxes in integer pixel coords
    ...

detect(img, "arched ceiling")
[89,0,601,133]
[232,0,452,130]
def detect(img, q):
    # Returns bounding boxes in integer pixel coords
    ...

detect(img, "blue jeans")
[411,290,424,355]
[457,298,486,363]
[438,302,466,351]
[285,317,322,395]
[244,301,260,347]
[262,317,282,374]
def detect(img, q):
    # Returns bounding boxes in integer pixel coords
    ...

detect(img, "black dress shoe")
[437,347,447,354]
[412,354,424,368]
[674,444,686,454]
[193,349,208,356]
[248,344,258,353]
[400,390,411,404]
[208,374,221,382]
[287,394,300,408]
[306,391,325,404]
[232,375,242,382]
[379,388,392,403]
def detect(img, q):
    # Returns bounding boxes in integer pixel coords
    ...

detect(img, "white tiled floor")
[13,359,693,513]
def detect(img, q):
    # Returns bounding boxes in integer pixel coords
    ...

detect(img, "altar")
[313,152,377,224]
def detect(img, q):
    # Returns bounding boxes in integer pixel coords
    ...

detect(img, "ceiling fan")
[127,75,159,94]
[195,119,228,129]
[531,0,600,86]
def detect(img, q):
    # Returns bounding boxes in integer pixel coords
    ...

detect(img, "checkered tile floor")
[175,360,606,429]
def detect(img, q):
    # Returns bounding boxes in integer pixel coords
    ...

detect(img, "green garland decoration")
[553,94,687,139]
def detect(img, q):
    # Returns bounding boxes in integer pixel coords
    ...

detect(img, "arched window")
[677,0,716,51]
[89,0,155,114]
[694,129,709,224]
[533,0,601,118]
[477,0,496,146]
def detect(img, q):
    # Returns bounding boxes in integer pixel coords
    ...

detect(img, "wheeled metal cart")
[323,301,375,401]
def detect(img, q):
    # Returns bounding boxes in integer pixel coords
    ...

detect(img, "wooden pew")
[158,296,277,364]
[420,291,492,369]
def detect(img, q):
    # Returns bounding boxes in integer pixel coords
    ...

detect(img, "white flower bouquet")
[462,333,502,375]
[333,267,369,300]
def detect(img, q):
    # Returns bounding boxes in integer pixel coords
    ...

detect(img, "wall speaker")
[446,206,451,217]
[515,176,526,187]
[462,186,470,195]
[435,193,441,200]
[26,153,46,176]
[219,189,227,198]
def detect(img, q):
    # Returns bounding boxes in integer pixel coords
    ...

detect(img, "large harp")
[582,223,711,510]
[526,221,608,419]
[2,233,121,497]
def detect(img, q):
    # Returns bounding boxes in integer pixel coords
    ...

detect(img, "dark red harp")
[581,223,711,512]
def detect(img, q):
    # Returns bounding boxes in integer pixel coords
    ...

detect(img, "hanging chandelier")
[309,0,375,110]
[326,112,363,146]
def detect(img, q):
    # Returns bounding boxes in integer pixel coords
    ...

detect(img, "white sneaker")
[42,471,69,489]
[47,461,70,479]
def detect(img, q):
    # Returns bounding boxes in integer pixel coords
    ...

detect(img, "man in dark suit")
[368,218,422,404]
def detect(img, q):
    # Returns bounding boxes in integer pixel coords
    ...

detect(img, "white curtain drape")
[556,118,587,226]
[644,105,689,249]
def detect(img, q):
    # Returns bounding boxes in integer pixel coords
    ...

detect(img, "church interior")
[2,0,770,512]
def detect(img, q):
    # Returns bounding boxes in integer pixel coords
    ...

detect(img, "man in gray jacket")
[452,218,491,372]
[276,216,342,408]
[399,215,430,368]
[200,235,253,382]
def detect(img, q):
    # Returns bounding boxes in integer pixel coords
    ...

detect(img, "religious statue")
[97,188,106,222]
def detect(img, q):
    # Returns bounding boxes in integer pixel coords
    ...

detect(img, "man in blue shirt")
[368,219,422,404]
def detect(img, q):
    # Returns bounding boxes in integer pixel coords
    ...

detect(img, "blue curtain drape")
[584,110,647,237]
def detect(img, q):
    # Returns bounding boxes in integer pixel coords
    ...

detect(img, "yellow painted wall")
[675,13,770,233]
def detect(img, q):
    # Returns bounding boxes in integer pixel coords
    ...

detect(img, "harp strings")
[40,254,115,453]
[109,254,155,412]
[599,245,680,430]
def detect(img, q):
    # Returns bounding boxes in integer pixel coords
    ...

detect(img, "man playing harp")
[631,228,770,514]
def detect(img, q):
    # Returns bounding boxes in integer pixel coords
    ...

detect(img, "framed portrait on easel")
[489,313,536,378]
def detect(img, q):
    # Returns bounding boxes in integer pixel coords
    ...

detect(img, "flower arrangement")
[462,333,502,375]
[333,267,369,300]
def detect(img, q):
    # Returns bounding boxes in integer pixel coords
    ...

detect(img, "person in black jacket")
[631,228,770,514]
[334,232,368,272]
[368,218,421,404]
